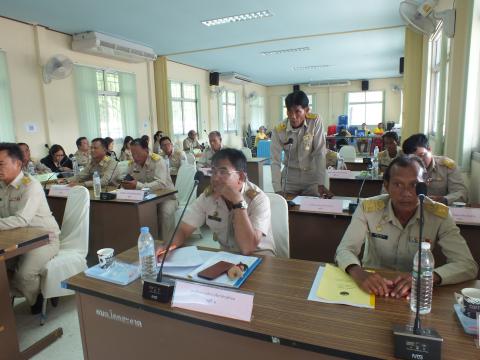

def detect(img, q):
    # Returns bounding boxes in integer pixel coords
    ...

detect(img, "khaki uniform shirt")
[70,155,119,188]
[335,194,478,285]
[183,181,276,255]
[198,146,222,168]
[127,153,175,191]
[378,147,403,170]
[74,150,90,167]
[326,149,338,168]
[0,172,60,238]
[160,149,187,176]
[183,137,201,152]
[23,160,51,175]
[426,155,468,205]
[271,114,326,192]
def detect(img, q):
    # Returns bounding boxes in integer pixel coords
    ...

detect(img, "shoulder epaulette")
[204,185,213,197]
[362,199,385,213]
[326,151,338,159]
[306,113,318,120]
[246,189,258,200]
[128,160,133,165]
[424,202,449,219]
[441,157,456,169]
[276,121,287,132]
[150,153,161,161]
[21,176,31,186]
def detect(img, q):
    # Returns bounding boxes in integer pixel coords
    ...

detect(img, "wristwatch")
[232,200,248,210]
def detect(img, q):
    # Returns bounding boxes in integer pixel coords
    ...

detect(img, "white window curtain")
[74,65,101,140]
[119,72,138,138]
[0,51,16,142]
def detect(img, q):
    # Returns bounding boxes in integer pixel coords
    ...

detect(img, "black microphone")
[348,171,369,214]
[393,181,442,360]
[142,171,202,303]
[44,144,50,150]
[42,172,59,196]
[99,159,120,200]
[282,138,294,206]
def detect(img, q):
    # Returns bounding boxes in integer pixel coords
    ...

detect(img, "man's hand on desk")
[390,273,412,299]
[318,185,334,199]
[347,265,393,297]
[122,179,137,190]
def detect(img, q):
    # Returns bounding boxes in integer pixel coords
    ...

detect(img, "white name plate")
[49,185,71,197]
[172,280,254,322]
[300,198,344,214]
[116,189,144,201]
[327,169,355,179]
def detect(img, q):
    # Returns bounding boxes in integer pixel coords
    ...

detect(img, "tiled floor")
[15,164,274,359]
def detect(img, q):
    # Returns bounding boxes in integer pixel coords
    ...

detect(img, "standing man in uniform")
[183,130,203,152]
[402,133,468,205]
[159,136,187,176]
[271,90,331,197]
[157,148,275,257]
[0,143,60,313]
[18,143,51,174]
[67,137,119,188]
[198,131,223,168]
[335,156,477,297]
[122,138,178,241]
[74,137,91,167]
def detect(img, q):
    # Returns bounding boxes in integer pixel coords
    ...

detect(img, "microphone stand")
[100,159,120,200]
[142,175,200,303]
[413,192,425,334]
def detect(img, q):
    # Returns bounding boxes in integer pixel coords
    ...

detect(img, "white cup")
[454,287,480,319]
[97,248,115,269]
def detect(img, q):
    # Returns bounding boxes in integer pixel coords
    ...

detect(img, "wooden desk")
[47,189,177,265]
[345,159,369,171]
[197,157,267,195]
[0,228,63,360]
[288,201,480,278]
[329,172,383,197]
[67,247,479,360]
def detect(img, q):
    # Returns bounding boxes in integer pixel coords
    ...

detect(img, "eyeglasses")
[211,167,240,177]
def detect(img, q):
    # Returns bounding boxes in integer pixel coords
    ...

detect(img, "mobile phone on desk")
[197,261,235,280]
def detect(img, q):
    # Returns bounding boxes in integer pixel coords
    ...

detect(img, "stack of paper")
[308,264,375,309]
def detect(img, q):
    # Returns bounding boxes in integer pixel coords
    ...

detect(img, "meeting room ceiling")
[0,0,406,85]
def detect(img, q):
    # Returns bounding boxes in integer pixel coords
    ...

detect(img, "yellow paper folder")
[316,264,375,309]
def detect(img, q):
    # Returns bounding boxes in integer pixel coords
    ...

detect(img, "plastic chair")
[257,140,271,165]
[40,186,90,324]
[338,145,357,162]
[116,160,130,179]
[185,152,196,166]
[265,193,289,258]
[241,147,253,160]
[174,164,202,237]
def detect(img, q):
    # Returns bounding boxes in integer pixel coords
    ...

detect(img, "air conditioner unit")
[219,72,252,84]
[308,80,351,87]
[72,32,157,63]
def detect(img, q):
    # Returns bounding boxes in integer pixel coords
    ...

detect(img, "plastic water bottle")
[27,161,36,175]
[72,156,79,175]
[93,171,101,198]
[138,227,156,280]
[372,146,379,178]
[410,242,435,314]
[373,145,379,159]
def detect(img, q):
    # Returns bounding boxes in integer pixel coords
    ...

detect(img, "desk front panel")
[329,178,383,198]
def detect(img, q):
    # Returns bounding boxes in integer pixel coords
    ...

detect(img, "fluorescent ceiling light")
[202,10,272,27]
[261,47,310,56]
[293,65,333,71]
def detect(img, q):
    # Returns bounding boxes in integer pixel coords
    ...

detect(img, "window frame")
[345,90,385,126]
[221,89,238,133]
[169,81,200,136]
[96,69,123,139]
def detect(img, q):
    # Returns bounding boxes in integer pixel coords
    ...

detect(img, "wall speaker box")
[209,72,219,86]
[293,84,300,92]
[399,57,404,75]
[361,80,369,91]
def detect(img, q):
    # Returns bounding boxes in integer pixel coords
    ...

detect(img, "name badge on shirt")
[208,214,222,222]
[371,232,388,240]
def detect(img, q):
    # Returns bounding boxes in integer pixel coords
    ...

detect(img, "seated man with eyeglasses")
[402,133,467,205]
[156,148,276,257]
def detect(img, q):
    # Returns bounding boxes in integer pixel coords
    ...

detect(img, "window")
[347,91,384,125]
[170,82,199,135]
[249,96,265,130]
[96,70,123,139]
[221,90,237,132]
[281,94,314,119]
[0,51,15,142]
[427,30,443,135]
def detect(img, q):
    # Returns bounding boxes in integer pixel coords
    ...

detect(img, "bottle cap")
[140,226,149,234]
[421,241,431,250]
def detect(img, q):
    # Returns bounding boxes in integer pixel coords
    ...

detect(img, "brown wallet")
[197,261,235,280]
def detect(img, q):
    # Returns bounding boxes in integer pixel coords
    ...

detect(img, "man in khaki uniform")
[198,131,223,168]
[122,138,177,241]
[271,90,330,197]
[157,148,275,257]
[402,133,467,205]
[378,131,403,171]
[326,149,338,168]
[335,156,477,298]
[183,130,203,152]
[18,143,51,174]
[0,143,60,313]
[74,137,91,167]
[68,138,119,188]
[159,136,187,176]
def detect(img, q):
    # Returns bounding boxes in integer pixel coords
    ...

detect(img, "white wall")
[0,17,156,158]
[266,78,403,130]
